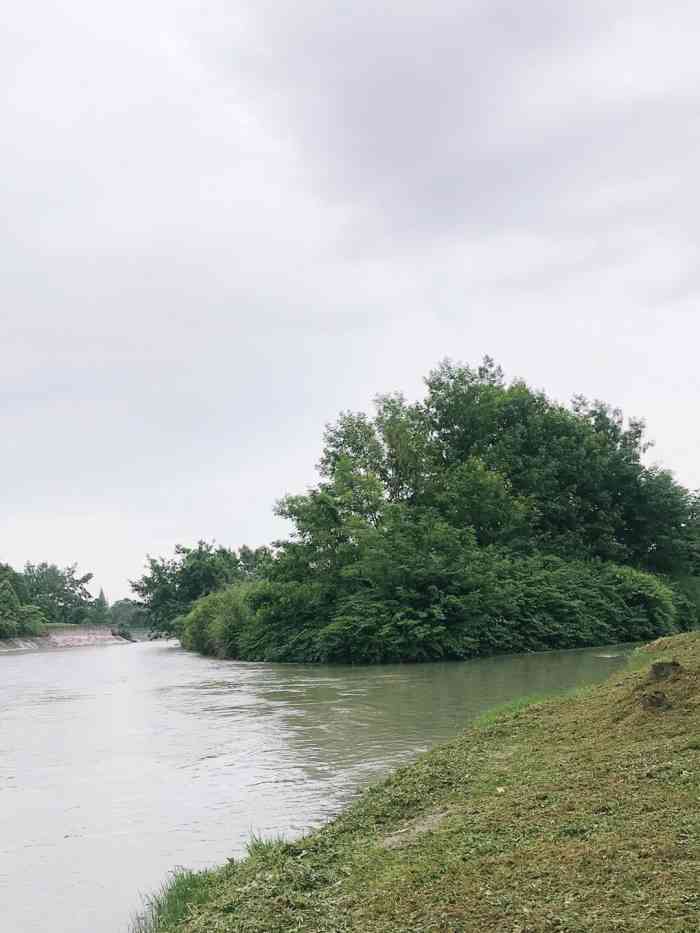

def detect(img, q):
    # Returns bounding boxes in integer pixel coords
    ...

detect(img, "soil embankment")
[137,631,700,933]
[0,626,133,653]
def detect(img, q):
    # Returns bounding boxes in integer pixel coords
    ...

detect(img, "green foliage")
[424,361,695,570]
[130,541,271,635]
[0,580,22,638]
[22,562,95,625]
[0,560,112,636]
[177,539,683,664]
[0,562,29,602]
[85,588,110,625]
[109,598,148,629]
[0,579,46,638]
[180,583,255,657]
[131,868,217,933]
[663,577,699,632]
[157,358,700,663]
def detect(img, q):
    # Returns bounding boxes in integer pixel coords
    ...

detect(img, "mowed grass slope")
[140,633,700,933]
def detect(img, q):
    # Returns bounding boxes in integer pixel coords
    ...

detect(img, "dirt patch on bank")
[380,809,453,850]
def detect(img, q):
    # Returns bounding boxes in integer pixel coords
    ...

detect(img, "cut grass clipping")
[135,632,700,932]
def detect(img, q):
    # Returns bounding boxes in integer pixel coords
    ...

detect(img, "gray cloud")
[2,1,699,597]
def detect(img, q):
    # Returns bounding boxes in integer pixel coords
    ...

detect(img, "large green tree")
[421,360,695,572]
[316,358,696,575]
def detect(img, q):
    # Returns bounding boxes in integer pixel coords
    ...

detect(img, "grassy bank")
[135,633,700,932]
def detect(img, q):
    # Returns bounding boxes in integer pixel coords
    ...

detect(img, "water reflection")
[0,641,631,933]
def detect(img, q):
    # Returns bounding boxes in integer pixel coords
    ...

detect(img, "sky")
[2,1,699,600]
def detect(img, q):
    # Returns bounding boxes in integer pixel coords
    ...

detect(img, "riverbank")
[0,625,133,653]
[136,631,700,933]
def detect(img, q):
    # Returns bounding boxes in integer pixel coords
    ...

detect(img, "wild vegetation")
[133,359,699,662]
[0,560,127,638]
[132,631,700,933]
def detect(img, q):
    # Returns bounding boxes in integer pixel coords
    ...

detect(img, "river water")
[0,640,631,933]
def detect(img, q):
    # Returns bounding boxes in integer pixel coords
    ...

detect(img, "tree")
[22,562,94,625]
[237,545,273,579]
[0,579,22,638]
[87,588,110,626]
[109,598,148,629]
[0,579,46,638]
[422,359,696,572]
[0,562,29,603]
[131,541,249,634]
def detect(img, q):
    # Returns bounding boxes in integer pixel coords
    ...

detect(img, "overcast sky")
[2,1,699,599]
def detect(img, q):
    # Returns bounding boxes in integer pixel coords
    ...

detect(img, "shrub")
[177,547,683,664]
[311,555,680,663]
[180,582,256,658]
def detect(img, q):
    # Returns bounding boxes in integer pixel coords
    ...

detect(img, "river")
[0,640,631,933]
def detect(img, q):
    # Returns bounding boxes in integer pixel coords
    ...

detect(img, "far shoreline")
[0,625,134,654]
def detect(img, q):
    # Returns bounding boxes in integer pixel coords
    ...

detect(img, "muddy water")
[0,640,631,933]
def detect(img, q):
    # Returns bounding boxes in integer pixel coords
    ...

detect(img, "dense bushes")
[179,550,685,664]
[179,583,255,657]
[142,359,700,663]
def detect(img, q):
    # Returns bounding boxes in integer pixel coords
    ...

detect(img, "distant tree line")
[135,358,698,662]
[0,561,144,639]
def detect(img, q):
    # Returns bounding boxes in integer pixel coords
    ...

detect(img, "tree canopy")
[22,562,95,626]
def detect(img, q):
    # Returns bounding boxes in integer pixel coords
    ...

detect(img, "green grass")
[136,632,700,932]
[131,869,217,933]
